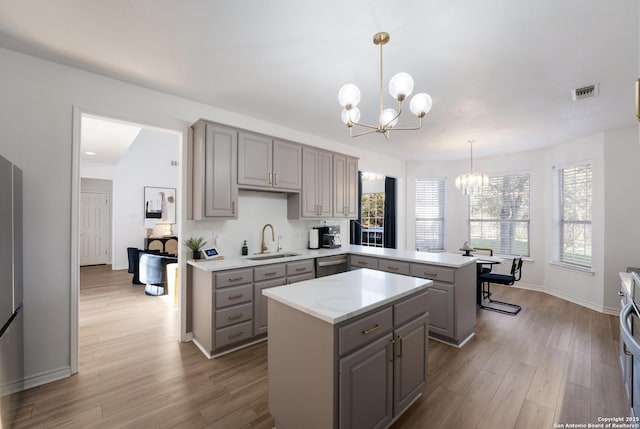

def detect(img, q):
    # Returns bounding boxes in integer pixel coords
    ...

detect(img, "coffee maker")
[318,226,341,249]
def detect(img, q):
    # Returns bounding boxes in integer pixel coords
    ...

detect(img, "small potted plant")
[184,237,207,260]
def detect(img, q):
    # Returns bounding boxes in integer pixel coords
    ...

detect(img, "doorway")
[71,109,182,374]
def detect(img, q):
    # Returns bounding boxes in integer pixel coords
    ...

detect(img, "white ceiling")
[0,0,637,161]
[80,116,141,164]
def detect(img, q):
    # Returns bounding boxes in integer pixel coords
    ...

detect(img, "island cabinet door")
[393,314,429,416]
[426,282,454,338]
[339,333,393,429]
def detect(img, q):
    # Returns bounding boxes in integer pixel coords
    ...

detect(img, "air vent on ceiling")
[571,84,599,101]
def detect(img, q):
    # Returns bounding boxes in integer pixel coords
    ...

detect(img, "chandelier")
[455,140,488,195]
[338,32,432,139]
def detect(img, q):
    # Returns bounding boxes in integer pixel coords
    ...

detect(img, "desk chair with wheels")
[479,256,523,315]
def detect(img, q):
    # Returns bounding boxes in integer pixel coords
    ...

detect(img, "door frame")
[70,106,186,374]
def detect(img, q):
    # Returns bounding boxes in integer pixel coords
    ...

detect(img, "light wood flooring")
[8,265,629,428]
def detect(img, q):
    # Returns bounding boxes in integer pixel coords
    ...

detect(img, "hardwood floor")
[9,265,629,428]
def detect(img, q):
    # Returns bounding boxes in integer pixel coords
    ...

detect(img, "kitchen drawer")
[286,259,314,277]
[215,302,253,329]
[215,268,253,288]
[378,259,410,275]
[287,272,314,284]
[215,284,253,309]
[409,263,455,283]
[254,264,286,282]
[349,255,378,270]
[338,307,392,356]
[394,291,429,327]
[215,320,253,349]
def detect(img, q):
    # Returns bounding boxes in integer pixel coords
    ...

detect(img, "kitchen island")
[263,268,432,429]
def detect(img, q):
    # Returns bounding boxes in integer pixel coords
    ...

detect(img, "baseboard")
[23,366,72,391]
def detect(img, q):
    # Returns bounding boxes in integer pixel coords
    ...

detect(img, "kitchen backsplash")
[185,190,349,257]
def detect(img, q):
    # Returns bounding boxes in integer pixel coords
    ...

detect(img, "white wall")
[0,46,407,388]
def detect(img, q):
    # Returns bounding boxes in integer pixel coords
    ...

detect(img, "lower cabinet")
[424,282,454,338]
[339,313,429,429]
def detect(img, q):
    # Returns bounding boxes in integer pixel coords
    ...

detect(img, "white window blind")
[415,178,445,250]
[469,172,530,256]
[559,163,592,267]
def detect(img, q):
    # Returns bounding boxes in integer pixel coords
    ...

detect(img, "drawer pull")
[423,272,437,277]
[359,261,369,266]
[228,313,243,321]
[362,324,380,335]
[228,277,243,282]
[296,267,306,272]
[387,266,398,271]
[228,332,243,340]
[228,294,244,300]
[619,291,625,297]
[264,272,278,276]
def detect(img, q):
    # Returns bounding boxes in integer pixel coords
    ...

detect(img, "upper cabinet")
[238,132,301,191]
[191,120,238,219]
[289,147,333,219]
[333,154,358,218]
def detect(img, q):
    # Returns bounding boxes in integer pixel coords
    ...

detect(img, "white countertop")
[262,268,432,324]
[187,244,477,272]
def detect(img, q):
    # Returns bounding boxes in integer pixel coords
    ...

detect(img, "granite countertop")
[262,268,432,324]
[187,244,477,272]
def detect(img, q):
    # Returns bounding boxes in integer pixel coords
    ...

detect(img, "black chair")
[474,248,494,275]
[127,247,143,284]
[139,252,176,296]
[479,256,523,315]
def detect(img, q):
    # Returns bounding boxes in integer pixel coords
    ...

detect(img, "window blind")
[415,178,445,250]
[559,163,592,267]
[469,172,530,256]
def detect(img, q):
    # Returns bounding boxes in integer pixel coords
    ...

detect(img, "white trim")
[70,106,81,375]
[540,287,605,313]
[23,366,72,391]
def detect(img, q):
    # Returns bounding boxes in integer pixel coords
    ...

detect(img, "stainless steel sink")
[245,252,301,261]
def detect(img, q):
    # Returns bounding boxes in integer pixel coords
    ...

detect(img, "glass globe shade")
[338,84,361,108]
[379,108,398,127]
[410,93,433,117]
[341,107,360,124]
[389,72,414,100]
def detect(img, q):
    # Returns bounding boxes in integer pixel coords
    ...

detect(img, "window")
[415,178,445,250]
[558,163,592,267]
[469,172,530,256]
[361,192,385,247]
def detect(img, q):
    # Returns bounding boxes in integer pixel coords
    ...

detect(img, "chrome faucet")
[260,224,275,254]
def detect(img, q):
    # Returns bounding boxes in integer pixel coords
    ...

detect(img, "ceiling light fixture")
[455,140,488,195]
[338,32,432,139]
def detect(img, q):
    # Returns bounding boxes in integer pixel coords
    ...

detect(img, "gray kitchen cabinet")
[379,259,410,276]
[409,262,475,346]
[339,333,394,429]
[349,255,378,270]
[191,120,238,219]
[238,131,302,191]
[254,277,287,336]
[393,313,429,416]
[191,267,254,357]
[333,154,358,218]
[422,282,454,338]
[294,147,333,218]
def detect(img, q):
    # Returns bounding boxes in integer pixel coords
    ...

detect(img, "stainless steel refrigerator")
[0,155,23,428]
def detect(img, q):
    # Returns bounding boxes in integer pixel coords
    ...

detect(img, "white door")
[80,191,110,266]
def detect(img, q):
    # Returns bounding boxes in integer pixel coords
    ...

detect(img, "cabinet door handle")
[228,293,244,300]
[268,172,273,184]
[397,335,403,357]
[231,200,236,215]
[274,173,278,185]
[388,339,395,362]
[228,313,243,321]
[228,331,243,339]
[362,324,380,335]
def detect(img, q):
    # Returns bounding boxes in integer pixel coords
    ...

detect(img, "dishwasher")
[315,254,348,277]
